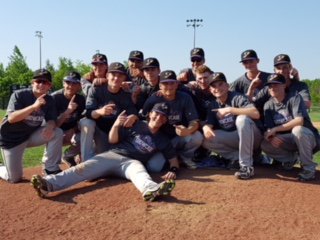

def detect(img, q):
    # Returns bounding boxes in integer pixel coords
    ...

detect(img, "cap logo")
[277,55,285,61]
[165,71,171,78]
[243,51,250,58]
[160,103,168,111]
[146,58,153,65]
[212,73,219,78]
[269,74,278,81]
[133,51,139,57]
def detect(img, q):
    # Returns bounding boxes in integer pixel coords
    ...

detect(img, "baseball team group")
[0,48,319,202]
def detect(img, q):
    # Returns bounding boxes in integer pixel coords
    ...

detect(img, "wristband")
[169,167,178,174]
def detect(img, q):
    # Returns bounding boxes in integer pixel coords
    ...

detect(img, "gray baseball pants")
[261,126,318,172]
[80,118,112,161]
[44,151,160,195]
[202,115,262,168]
[171,130,203,162]
[0,127,63,183]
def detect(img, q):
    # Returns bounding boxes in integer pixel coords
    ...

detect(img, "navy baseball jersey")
[111,121,176,163]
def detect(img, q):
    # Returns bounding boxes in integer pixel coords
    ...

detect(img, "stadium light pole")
[186,19,203,48]
[35,31,43,69]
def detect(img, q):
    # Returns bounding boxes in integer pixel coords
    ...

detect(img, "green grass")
[0,108,320,168]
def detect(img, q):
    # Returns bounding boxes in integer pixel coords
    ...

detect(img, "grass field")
[0,109,319,168]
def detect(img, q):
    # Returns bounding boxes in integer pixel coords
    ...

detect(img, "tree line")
[0,46,319,109]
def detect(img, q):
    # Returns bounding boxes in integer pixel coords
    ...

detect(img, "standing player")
[52,71,85,166]
[0,69,63,183]
[178,48,206,84]
[230,49,270,99]
[126,50,146,86]
[31,103,178,202]
[202,72,263,179]
[142,70,203,169]
[261,73,319,181]
[81,53,108,96]
[132,57,161,111]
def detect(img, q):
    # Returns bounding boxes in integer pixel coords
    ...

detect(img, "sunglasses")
[191,58,203,63]
[34,79,50,85]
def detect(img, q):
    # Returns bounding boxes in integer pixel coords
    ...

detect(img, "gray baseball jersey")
[0,89,57,149]
[86,85,137,134]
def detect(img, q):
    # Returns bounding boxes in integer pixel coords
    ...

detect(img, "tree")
[51,57,75,90]
[303,79,320,109]
[0,46,32,97]
[74,60,91,76]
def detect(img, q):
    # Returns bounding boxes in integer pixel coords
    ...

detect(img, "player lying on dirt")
[31,103,179,202]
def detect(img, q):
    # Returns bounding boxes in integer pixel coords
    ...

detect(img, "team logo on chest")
[133,134,156,153]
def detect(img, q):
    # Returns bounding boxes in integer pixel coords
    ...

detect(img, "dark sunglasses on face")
[34,79,50,85]
[191,58,202,63]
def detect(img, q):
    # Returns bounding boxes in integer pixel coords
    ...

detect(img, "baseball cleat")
[31,175,49,198]
[143,180,176,202]
[235,166,254,180]
[298,169,315,181]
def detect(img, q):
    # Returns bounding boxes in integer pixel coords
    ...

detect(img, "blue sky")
[1,0,319,82]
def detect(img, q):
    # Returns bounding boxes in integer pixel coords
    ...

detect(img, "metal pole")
[39,35,42,69]
[186,19,203,49]
[193,24,196,48]
[35,31,43,69]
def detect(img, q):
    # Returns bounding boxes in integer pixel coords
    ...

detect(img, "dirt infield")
[1,166,320,240]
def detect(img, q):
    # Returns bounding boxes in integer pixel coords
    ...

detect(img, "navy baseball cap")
[142,57,160,69]
[129,50,144,61]
[274,54,291,66]
[210,72,227,84]
[265,73,286,86]
[63,71,81,84]
[159,70,177,83]
[108,62,127,75]
[33,69,52,82]
[91,53,108,65]
[151,102,170,117]
[240,49,258,63]
[190,48,205,62]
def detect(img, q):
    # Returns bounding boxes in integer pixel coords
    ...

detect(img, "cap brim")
[274,61,290,66]
[33,77,51,82]
[142,65,158,70]
[108,70,127,75]
[160,79,177,83]
[64,79,80,83]
[240,57,258,63]
[129,57,143,61]
[92,61,108,64]
[64,76,80,82]
[191,56,204,61]
[152,109,168,117]
[265,81,285,86]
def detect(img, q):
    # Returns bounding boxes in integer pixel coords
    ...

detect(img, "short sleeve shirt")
[263,94,318,139]
[206,91,255,131]
[142,91,199,138]
[51,89,85,131]
[0,89,57,149]
[111,121,176,163]
[86,85,137,133]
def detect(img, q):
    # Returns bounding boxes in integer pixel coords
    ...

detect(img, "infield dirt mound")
[1,166,320,240]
